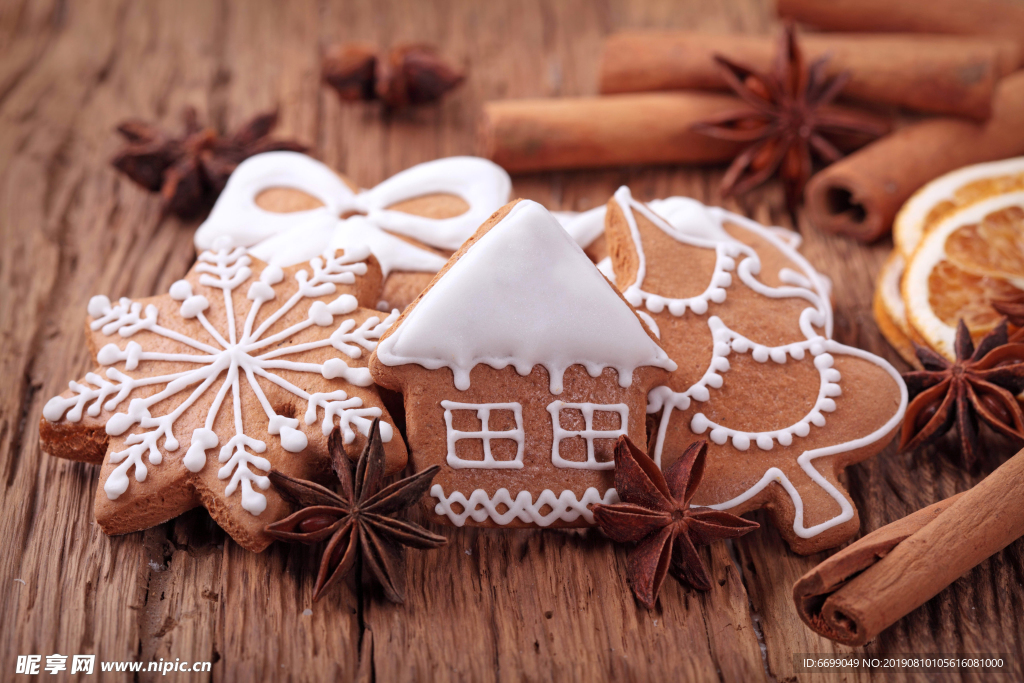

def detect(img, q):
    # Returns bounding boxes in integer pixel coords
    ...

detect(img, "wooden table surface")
[3,0,1023,681]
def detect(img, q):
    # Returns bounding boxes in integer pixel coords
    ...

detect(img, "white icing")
[375,200,676,393]
[614,188,831,335]
[768,226,803,249]
[430,484,619,527]
[649,318,843,453]
[44,246,397,516]
[555,196,787,249]
[596,257,616,283]
[556,207,606,249]
[612,188,906,538]
[441,400,525,469]
[194,152,512,277]
[636,310,659,338]
[700,340,906,539]
[547,401,628,470]
[555,196,818,310]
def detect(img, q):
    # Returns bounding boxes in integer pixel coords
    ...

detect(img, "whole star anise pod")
[375,44,466,108]
[322,43,379,102]
[265,419,446,603]
[111,106,307,218]
[691,24,889,213]
[592,436,758,609]
[322,43,465,109]
[900,319,1024,467]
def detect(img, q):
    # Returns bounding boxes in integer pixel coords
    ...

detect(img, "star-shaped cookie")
[605,187,907,554]
[39,242,407,552]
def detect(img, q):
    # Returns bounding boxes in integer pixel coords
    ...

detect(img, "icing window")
[441,401,525,470]
[547,401,628,470]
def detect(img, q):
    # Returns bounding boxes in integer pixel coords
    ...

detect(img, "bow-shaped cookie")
[194,152,511,310]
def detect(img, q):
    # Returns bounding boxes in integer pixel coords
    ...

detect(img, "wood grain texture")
[0,0,1021,681]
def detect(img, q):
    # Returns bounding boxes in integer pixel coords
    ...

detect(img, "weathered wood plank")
[0,0,160,674]
[213,1,364,680]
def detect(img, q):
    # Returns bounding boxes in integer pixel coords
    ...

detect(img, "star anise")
[900,319,1024,467]
[993,300,1024,343]
[691,23,889,213]
[265,419,446,603]
[111,106,307,218]
[592,436,758,609]
[322,43,465,109]
[321,43,379,101]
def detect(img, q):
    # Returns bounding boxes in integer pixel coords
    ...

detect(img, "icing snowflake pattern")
[43,243,398,516]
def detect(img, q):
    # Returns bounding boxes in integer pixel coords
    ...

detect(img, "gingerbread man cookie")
[605,187,907,554]
[369,199,676,528]
[194,152,511,311]
[39,242,406,552]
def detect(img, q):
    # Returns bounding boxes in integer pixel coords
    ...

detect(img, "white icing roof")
[375,200,676,393]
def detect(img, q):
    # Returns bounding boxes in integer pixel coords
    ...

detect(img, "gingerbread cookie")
[194,152,511,311]
[557,201,807,285]
[369,199,676,527]
[605,187,907,554]
[39,242,406,552]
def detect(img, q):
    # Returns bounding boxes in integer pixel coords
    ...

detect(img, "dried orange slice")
[944,205,1024,284]
[872,285,920,368]
[903,192,1024,360]
[873,252,921,368]
[894,157,1024,259]
[876,252,910,337]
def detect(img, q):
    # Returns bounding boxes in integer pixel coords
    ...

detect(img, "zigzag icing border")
[430,484,619,527]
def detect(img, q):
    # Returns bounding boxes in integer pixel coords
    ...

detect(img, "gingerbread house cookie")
[39,243,406,552]
[605,187,907,554]
[194,152,511,310]
[369,199,676,527]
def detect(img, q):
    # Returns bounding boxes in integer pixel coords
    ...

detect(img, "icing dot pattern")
[613,187,906,539]
[649,317,842,453]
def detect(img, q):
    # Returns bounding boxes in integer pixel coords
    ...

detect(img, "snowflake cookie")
[39,242,406,552]
[605,187,907,554]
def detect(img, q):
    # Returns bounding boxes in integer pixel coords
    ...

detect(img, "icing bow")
[194,152,511,277]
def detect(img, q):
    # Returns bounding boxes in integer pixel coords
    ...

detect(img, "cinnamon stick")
[804,71,1024,241]
[479,93,748,173]
[479,93,884,174]
[793,446,1024,646]
[778,0,1024,51]
[599,32,1019,121]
